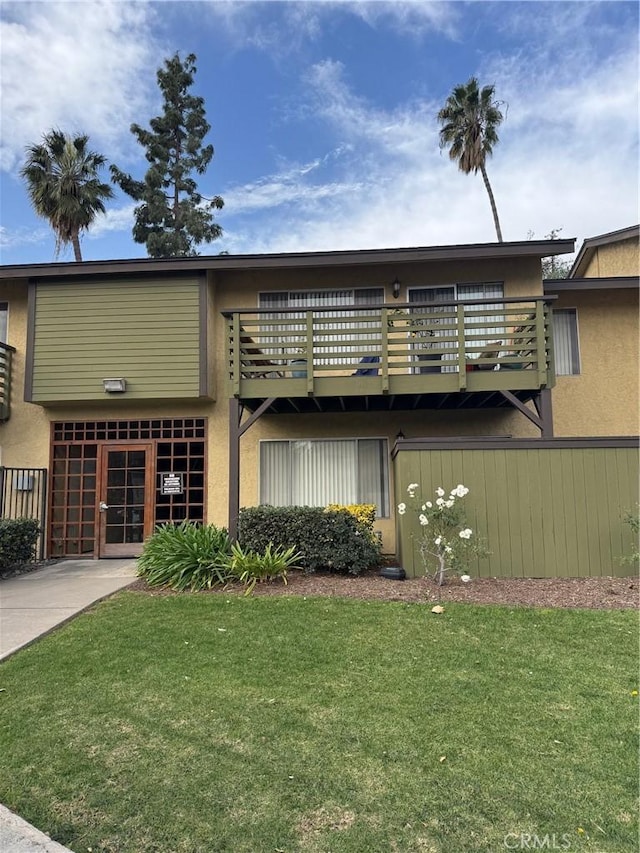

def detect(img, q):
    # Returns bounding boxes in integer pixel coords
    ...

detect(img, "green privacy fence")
[393,437,639,578]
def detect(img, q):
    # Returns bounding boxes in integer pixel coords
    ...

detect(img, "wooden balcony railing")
[223,297,556,400]
[0,342,14,421]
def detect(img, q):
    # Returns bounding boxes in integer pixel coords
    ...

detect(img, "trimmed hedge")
[0,518,40,570]
[237,505,381,575]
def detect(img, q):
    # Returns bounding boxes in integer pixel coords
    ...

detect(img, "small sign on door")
[161,472,184,495]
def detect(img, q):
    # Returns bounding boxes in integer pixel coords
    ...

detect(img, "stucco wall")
[0,281,50,469]
[552,288,639,436]
[212,255,543,304]
[581,237,638,278]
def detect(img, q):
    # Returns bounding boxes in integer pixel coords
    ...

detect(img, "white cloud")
[0,224,50,251]
[226,173,361,214]
[87,202,137,238]
[201,0,459,54]
[342,0,460,38]
[221,31,638,256]
[0,1,160,173]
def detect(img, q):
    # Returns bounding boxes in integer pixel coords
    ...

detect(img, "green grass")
[0,593,637,853]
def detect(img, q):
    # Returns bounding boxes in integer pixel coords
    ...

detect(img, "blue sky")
[1,0,638,266]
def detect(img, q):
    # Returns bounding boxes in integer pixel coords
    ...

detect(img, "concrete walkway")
[0,558,137,660]
[0,558,138,853]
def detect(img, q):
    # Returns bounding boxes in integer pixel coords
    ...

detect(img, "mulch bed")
[129,570,639,610]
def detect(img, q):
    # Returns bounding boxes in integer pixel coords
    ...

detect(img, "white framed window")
[260,437,390,517]
[408,282,504,371]
[259,288,384,365]
[552,308,580,375]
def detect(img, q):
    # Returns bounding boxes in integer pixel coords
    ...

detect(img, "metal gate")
[0,467,48,560]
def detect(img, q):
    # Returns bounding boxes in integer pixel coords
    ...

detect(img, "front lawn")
[0,593,637,852]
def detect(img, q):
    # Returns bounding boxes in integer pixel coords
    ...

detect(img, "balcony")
[223,297,555,414]
[0,342,14,422]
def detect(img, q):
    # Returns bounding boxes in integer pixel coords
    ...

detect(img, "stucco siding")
[552,288,639,436]
[212,255,542,306]
[581,237,638,277]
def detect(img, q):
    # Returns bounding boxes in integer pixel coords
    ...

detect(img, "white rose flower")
[436,487,445,497]
[398,503,406,515]
[418,514,428,526]
[445,500,454,508]
[425,501,432,508]
[407,483,419,492]
[434,536,442,545]
[445,545,453,554]
[460,574,471,583]
[436,498,445,507]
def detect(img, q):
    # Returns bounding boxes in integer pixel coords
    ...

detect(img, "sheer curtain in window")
[458,283,504,361]
[552,309,580,375]
[260,438,389,516]
[260,440,291,505]
[409,283,504,372]
[260,289,383,366]
[358,439,389,516]
[291,439,357,505]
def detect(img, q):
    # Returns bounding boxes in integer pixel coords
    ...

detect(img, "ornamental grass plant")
[137,522,302,594]
[136,521,232,591]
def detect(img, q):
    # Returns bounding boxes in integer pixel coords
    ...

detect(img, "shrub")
[237,505,381,575]
[228,542,301,594]
[0,518,40,570]
[137,521,232,591]
[325,503,377,540]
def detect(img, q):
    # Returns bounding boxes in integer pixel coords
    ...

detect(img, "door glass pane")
[108,469,126,487]
[104,448,147,546]
[127,451,145,468]
[108,451,126,469]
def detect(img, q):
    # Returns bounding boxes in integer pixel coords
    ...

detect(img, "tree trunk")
[72,232,83,262]
[480,163,503,242]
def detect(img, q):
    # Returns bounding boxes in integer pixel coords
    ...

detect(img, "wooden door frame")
[96,442,154,558]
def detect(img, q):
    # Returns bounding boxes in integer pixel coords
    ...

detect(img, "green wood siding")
[395,443,639,578]
[30,278,205,402]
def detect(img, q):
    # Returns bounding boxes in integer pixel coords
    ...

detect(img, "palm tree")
[437,78,505,242]
[20,130,113,261]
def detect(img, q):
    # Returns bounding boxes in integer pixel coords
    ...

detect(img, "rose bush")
[399,482,488,585]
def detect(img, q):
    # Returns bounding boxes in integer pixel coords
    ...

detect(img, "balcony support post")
[499,389,554,438]
[228,396,277,541]
[533,388,554,438]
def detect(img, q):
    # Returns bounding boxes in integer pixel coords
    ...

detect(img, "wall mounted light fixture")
[103,378,127,393]
[392,277,401,299]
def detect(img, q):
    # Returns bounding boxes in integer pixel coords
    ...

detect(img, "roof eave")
[544,275,639,292]
[0,238,576,281]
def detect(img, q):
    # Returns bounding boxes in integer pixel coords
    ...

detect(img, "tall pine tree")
[111,53,223,257]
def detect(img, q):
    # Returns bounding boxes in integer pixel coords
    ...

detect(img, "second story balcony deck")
[224,297,556,415]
